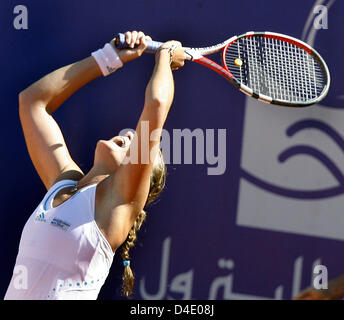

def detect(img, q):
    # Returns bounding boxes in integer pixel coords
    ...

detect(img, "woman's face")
[94,131,134,173]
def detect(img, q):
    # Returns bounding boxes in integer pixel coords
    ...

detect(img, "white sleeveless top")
[4,180,115,300]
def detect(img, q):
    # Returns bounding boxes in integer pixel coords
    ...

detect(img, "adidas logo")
[35,212,46,222]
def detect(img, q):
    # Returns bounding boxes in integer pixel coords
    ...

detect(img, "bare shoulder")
[94,174,137,251]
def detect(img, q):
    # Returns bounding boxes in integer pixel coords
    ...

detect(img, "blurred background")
[0,0,343,299]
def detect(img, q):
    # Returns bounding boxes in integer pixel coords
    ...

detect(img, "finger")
[122,136,131,147]
[171,62,179,71]
[141,35,152,49]
[131,30,138,48]
[137,37,148,52]
[137,31,144,45]
[177,56,186,65]
[137,41,147,53]
[137,33,148,53]
[125,31,132,45]
[173,41,182,47]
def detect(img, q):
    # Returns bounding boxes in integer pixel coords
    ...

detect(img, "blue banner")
[1,0,343,300]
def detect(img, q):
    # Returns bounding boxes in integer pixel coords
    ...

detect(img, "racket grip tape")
[115,33,163,54]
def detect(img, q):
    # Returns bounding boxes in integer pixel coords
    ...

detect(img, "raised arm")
[116,43,180,203]
[19,31,148,189]
[96,41,185,248]
[19,57,101,189]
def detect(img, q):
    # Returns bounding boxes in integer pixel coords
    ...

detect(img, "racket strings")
[225,36,325,102]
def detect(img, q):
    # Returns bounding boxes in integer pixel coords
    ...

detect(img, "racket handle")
[115,33,163,54]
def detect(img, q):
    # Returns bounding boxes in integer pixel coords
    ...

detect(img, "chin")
[95,138,130,172]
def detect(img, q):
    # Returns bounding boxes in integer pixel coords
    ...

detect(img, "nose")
[112,135,132,148]
[122,135,131,147]
[125,131,134,141]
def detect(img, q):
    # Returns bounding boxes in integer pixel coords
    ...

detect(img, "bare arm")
[19,32,148,190]
[97,42,185,248]
[117,48,176,200]
[19,57,102,189]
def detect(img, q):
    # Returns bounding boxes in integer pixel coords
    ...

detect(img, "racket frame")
[220,31,330,107]
[115,31,330,107]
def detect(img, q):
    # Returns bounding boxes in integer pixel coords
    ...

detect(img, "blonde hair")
[120,150,166,298]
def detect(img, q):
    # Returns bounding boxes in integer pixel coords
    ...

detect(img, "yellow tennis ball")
[235,58,243,66]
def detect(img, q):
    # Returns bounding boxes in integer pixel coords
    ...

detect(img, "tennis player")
[4,30,185,300]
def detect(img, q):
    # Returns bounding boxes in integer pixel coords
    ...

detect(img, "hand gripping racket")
[115,31,330,107]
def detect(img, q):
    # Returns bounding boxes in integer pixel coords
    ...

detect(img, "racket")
[115,31,330,107]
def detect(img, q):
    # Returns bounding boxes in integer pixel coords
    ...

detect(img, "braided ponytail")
[120,210,147,298]
[120,150,166,298]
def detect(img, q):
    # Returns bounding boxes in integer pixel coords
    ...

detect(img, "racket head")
[221,31,330,107]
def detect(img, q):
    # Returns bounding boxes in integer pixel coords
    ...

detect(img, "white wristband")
[92,43,123,76]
